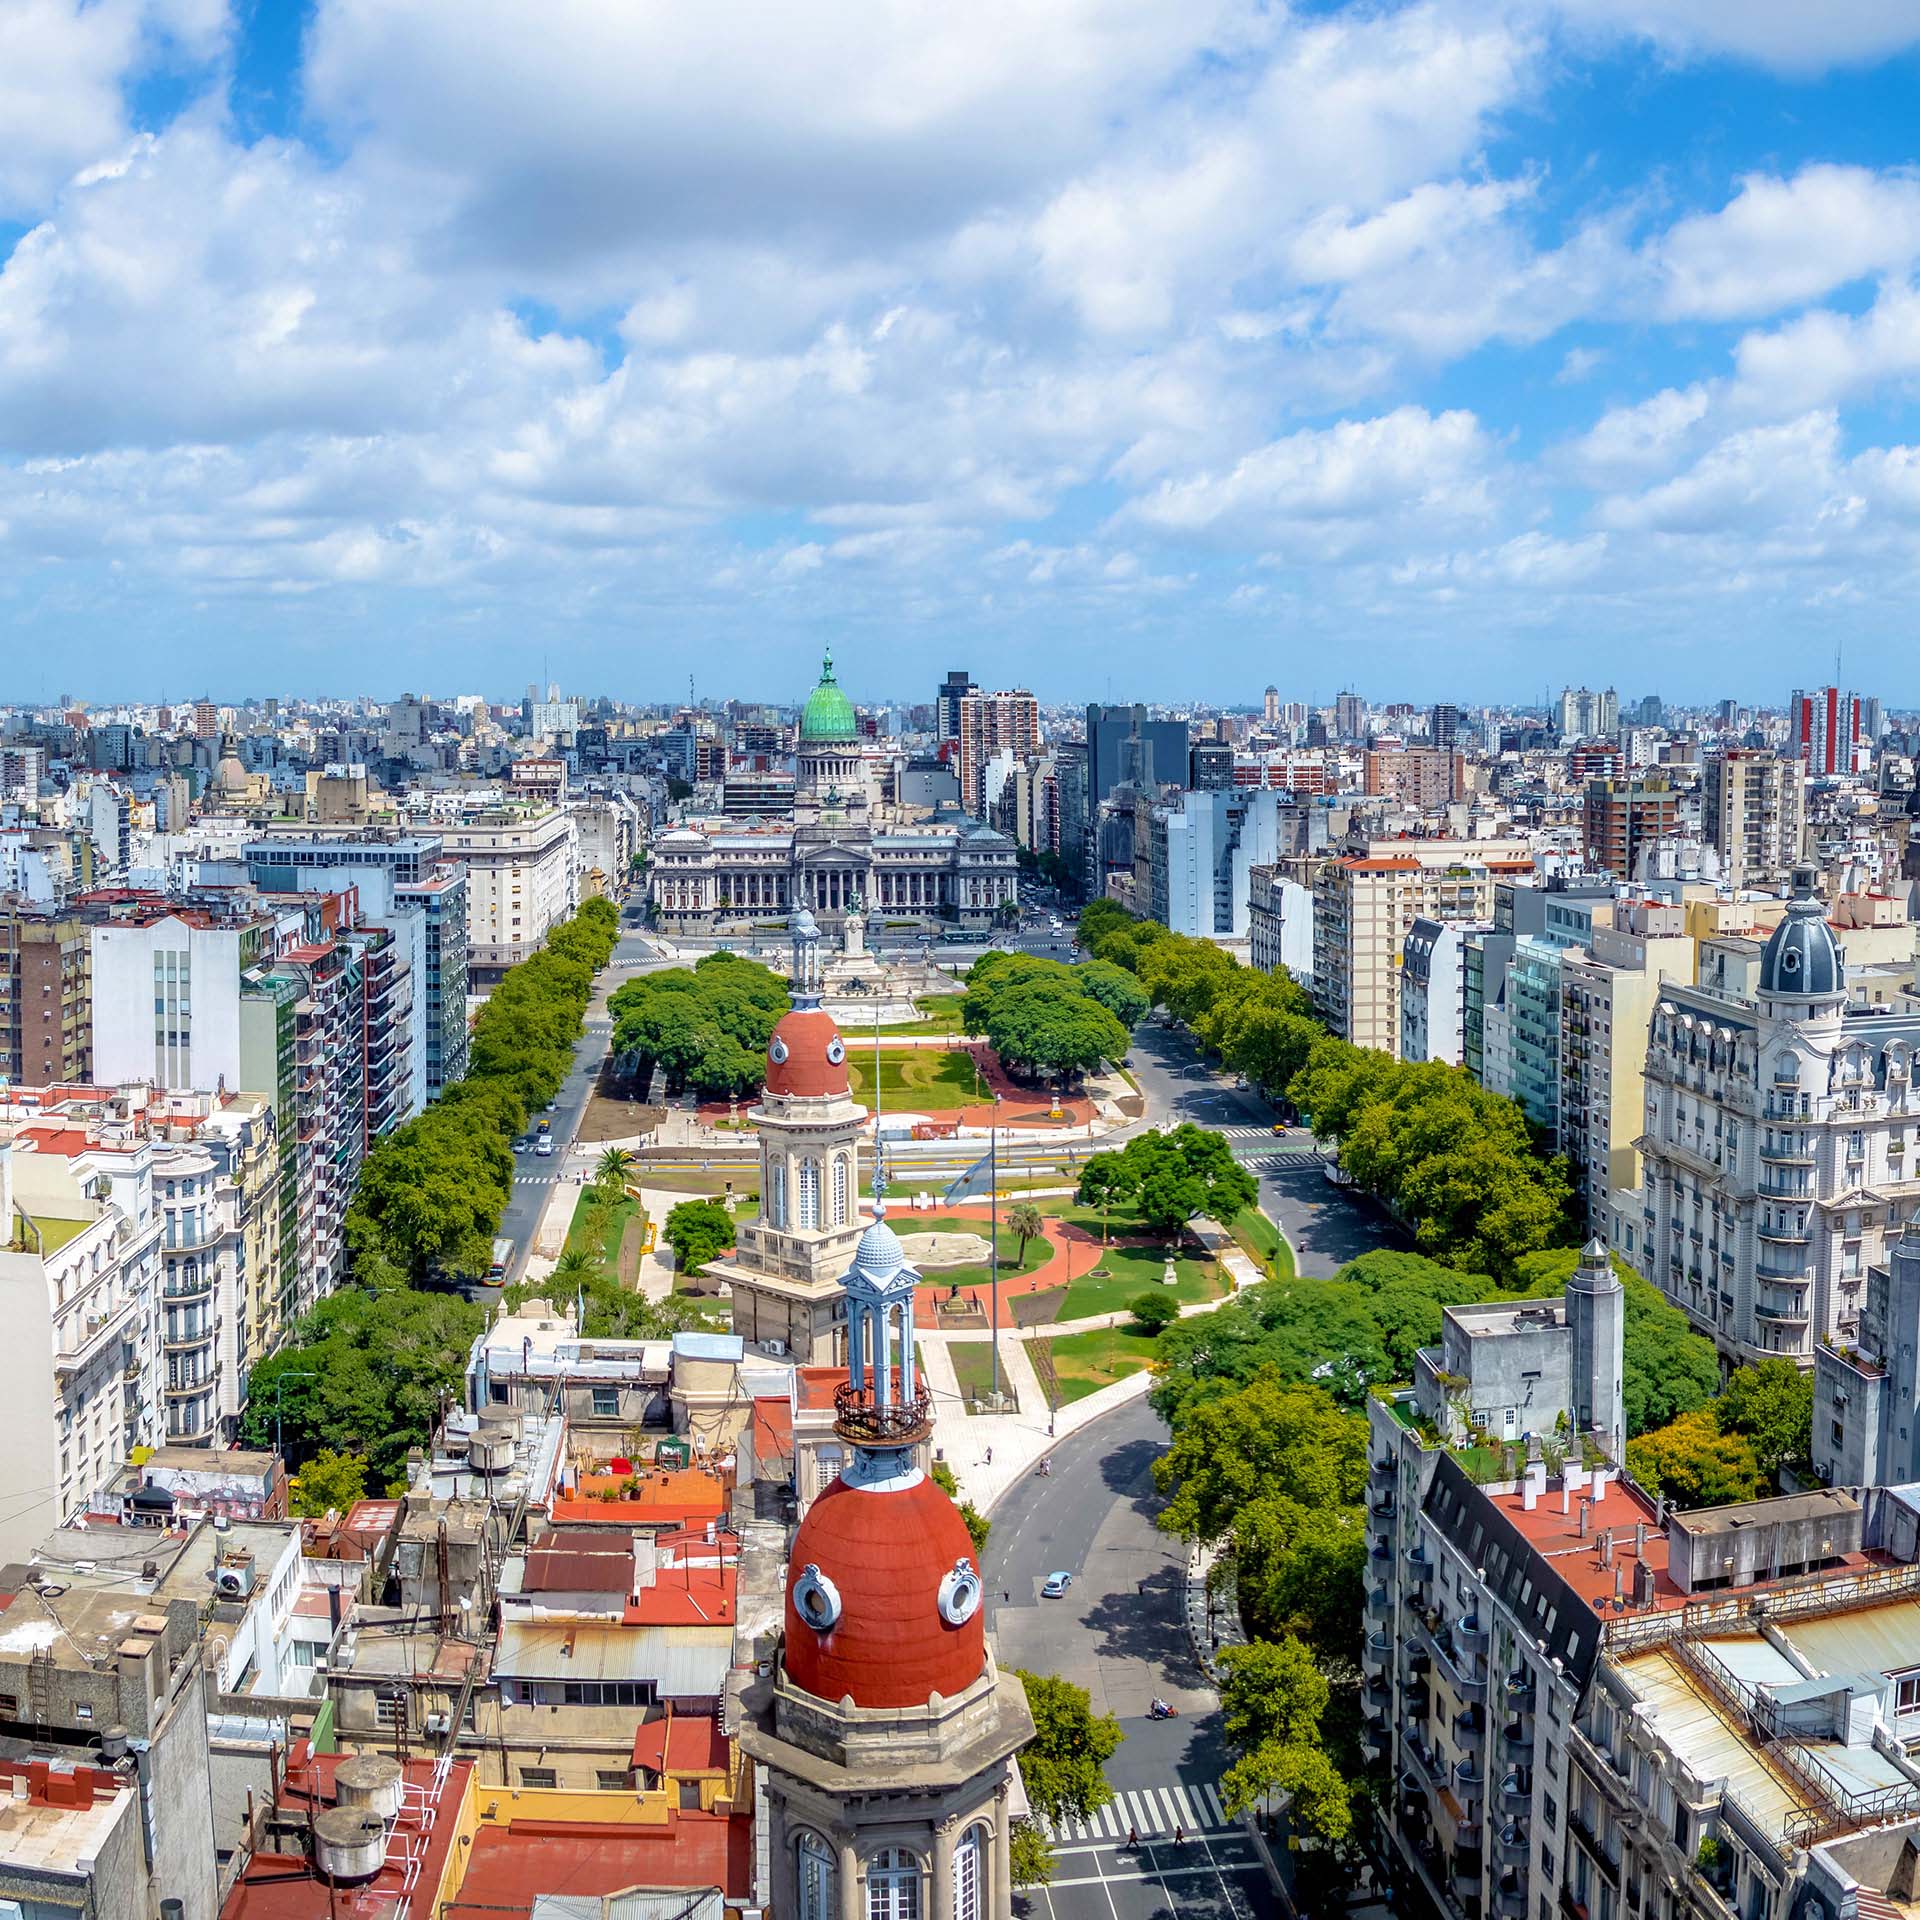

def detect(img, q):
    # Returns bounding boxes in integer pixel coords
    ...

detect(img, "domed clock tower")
[713,911,872,1363]
[735,1201,1034,1920]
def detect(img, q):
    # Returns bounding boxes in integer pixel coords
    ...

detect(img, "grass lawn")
[864,992,970,1038]
[566,1190,644,1277]
[846,1048,981,1111]
[947,1338,1020,1410]
[1036,1326,1163,1403]
[1230,1206,1292,1276]
[907,1211,1053,1291]
[1058,1244,1224,1320]
[641,1170,761,1208]
[882,1173,1069,1199]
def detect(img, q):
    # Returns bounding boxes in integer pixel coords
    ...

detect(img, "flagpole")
[989,1100,1000,1401]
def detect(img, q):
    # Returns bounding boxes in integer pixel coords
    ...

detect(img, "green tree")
[1128,1290,1180,1335]
[290,1448,370,1518]
[663,1199,736,1277]
[1012,1671,1123,1823]
[1078,1126,1256,1238]
[1627,1407,1765,1508]
[1006,1202,1045,1267]
[1073,960,1151,1030]
[1719,1357,1815,1484]
[597,1146,637,1187]
[1216,1637,1352,1839]
[1009,1820,1055,1889]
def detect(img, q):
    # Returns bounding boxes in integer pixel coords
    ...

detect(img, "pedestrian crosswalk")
[1218,1125,1277,1141]
[513,1173,557,1187]
[1041,1782,1233,1845]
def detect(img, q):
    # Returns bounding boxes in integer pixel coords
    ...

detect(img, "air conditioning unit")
[214,1551,257,1599]
[424,1712,451,1735]
[763,1338,787,1358]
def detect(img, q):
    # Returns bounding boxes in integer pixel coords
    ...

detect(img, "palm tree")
[598,1146,637,1187]
[1007,1202,1045,1268]
[551,1247,598,1284]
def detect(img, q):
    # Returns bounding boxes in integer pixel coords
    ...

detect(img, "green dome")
[799,650,858,742]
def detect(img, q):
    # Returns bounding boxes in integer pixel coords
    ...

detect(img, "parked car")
[1041,1571,1074,1598]
[512,1134,534,1153]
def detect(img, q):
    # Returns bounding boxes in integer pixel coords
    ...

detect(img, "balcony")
[1455,1758,1486,1804]
[1494,1874,1527,1918]
[1371,1488,1397,1518]
[1756,1301,1812,1324]
[1364,1630,1392,1672]
[162,1273,214,1302]
[1457,1615,1489,1656]
[1757,1221,1811,1245]
[1406,1544,1434,1581]
[1500,1772,1531,1810]
[162,1223,225,1255]
[1504,1671,1534,1709]
[163,1319,216,1353]
[1502,1721,1530,1759]
[165,1374,213,1400]
[1495,1823,1527,1864]
[1366,1585,1392,1621]
[1759,1144,1815,1167]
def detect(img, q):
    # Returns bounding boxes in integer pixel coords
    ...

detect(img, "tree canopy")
[1075,1124,1256,1236]
[961,951,1134,1080]
[1217,1637,1354,1840]
[1011,1671,1123,1824]
[663,1199,737,1277]
[610,953,790,1097]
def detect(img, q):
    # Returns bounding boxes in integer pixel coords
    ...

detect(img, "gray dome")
[844,1203,916,1290]
[1760,866,1844,999]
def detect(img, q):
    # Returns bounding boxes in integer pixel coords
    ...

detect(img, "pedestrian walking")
[1126,1828,1138,1849]
[1173,1825,1184,1848]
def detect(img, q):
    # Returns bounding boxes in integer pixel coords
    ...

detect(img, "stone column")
[836,1833,860,1920]
[992,1784,1012,1920]
[767,1792,790,1920]
[932,1821,956,1920]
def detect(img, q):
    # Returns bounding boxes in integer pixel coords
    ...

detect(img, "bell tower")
[713,908,870,1362]
[735,1199,1034,1920]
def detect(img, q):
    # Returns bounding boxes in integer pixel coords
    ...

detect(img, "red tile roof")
[624,1567,735,1626]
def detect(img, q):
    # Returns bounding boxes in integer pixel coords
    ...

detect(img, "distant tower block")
[1567,1234,1625,1459]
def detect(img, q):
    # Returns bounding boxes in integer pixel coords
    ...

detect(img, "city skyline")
[6,5,1920,697]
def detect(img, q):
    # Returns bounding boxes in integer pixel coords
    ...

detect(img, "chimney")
[1633,1558,1657,1607]
[1522,1480,1537,1511]
[1579,1498,1592,1540]
[1561,1481,1572,1515]
[1614,1567,1625,1605]
[1599,1528,1614,1566]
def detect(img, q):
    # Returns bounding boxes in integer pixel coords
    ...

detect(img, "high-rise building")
[0,903,101,1085]
[1147,788,1289,939]
[1364,745,1462,807]
[191,699,219,740]
[1334,689,1366,741]
[1311,838,1532,1054]
[1085,704,1188,810]
[1428,702,1463,752]
[1556,685,1619,738]
[1187,741,1235,791]
[1581,773,1679,878]
[1704,748,1805,890]
[1789,685,1867,776]
[438,803,579,978]
[954,689,1038,817]
[1399,918,1482,1065]
[936,669,977,743]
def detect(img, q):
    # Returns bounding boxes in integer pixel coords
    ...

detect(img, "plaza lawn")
[907,1212,1053,1292]
[846,1048,981,1111]
[1035,1326,1162,1403]
[640,1170,761,1208]
[947,1337,1020,1411]
[1057,1244,1224,1321]
[566,1188,644,1279]
[1230,1205,1293,1276]
[864,993,970,1038]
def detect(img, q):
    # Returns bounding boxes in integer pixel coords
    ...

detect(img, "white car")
[535,1135,555,1157]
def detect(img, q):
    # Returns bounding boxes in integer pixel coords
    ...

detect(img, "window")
[374,1692,408,1728]
[767,1160,786,1229]
[833,1154,850,1227]
[798,1832,835,1920]
[519,1768,558,1790]
[591,1387,620,1417]
[868,1849,921,1920]
[596,1769,635,1792]
[798,1158,821,1230]
[953,1825,987,1920]
[1896,1673,1920,1714]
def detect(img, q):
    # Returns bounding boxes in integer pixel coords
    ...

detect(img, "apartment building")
[440,804,578,976]
[0,1113,163,1558]
[955,688,1040,818]
[1365,745,1463,809]
[1628,868,1920,1367]
[1367,1243,1920,1920]
[1248,863,1314,979]
[396,864,469,1093]
[1400,918,1484,1066]
[1706,748,1806,890]
[1310,838,1531,1055]
[1583,773,1681,879]
[1558,903,1694,1233]
[0,900,100,1084]
[1148,786,1289,940]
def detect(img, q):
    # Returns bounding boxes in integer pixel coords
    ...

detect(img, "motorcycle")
[1149,1699,1178,1720]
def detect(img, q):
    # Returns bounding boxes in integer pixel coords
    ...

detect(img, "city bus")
[486,1237,513,1285]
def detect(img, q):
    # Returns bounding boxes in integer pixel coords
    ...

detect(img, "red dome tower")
[735,1199,1034,1920]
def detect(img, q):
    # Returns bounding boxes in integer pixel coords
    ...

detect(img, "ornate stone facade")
[649,652,1018,932]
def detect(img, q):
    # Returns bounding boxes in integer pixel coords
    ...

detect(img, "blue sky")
[4,1,1920,709]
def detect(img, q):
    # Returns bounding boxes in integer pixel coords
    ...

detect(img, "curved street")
[981,1397,1275,1920]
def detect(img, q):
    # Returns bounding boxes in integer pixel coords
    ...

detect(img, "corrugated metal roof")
[495,1621,730,1694]
[1709,1634,1803,1690]
[1614,1649,1799,1836]
[1777,1600,1920,1682]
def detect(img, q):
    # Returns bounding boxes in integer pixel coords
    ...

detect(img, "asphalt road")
[980,1399,1274,1920]
[1123,1022,1407,1276]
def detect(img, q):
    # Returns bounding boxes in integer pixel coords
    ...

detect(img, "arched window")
[953,1824,989,1920]
[867,1849,921,1920]
[798,1158,821,1230]
[796,1832,835,1920]
[767,1160,787,1229]
[833,1154,850,1226]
